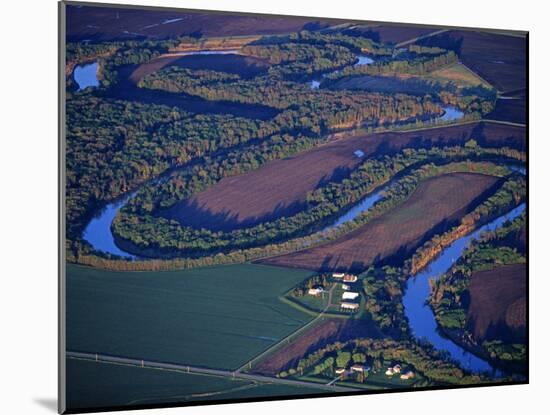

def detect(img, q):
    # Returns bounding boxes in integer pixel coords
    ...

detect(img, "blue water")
[310,80,321,89]
[308,54,374,89]
[403,203,526,375]
[82,194,136,259]
[322,186,387,232]
[439,106,465,122]
[73,62,99,91]
[355,55,374,66]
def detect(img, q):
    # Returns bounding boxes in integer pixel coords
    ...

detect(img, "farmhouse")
[308,287,324,296]
[385,364,402,376]
[342,291,360,300]
[400,371,415,380]
[332,272,345,279]
[343,274,358,283]
[351,364,370,373]
[335,367,346,375]
[341,302,359,311]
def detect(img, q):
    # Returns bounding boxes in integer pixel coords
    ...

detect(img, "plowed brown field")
[163,122,524,231]
[66,5,335,42]
[253,318,380,375]
[467,263,527,343]
[259,173,500,272]
[416,30,527,93]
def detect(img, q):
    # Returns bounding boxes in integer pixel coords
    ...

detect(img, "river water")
[322,187,386,232]
[439,106,465,122]
[403,203,526,375]
[309,53,375,89]
[82,193,136,259]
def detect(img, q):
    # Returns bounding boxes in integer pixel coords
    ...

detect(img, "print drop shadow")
[34,398,57,413]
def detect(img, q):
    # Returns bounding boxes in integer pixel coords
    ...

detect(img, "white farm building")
[341,302,359,311]
[342,291,360,300]
[342,274,358,283]
[308,287,324,296]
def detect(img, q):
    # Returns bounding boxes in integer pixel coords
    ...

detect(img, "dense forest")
[139,68,442,123]
[66,25,512,266]
[111,148,522,258]
[65,95,279,238]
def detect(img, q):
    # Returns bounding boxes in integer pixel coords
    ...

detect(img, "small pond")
[73,62,99,91]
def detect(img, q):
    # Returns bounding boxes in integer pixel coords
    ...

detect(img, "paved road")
[66,351,358,393]
[235,284,337,373]
[395,29,449,48]
[481,119,526,128]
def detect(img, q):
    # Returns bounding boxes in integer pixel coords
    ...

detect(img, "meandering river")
[82,193,137,259]
[75,52,511,375]
[403,203,526,376]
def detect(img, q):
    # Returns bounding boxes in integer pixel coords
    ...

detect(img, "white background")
[0,0,546,414]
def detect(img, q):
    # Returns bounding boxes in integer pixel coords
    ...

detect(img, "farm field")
[467,263,527,343]
[488,91,527,125]
[356,24,437,45]
[66,5,335,42]
[163,122,524,232]
[127,53,270,84]
[67,358,325,411]
[67,263,316,370]
[425,62,492,88]
[253,318,383,375]
[259,172,500,271]
[416,30,527,92]
[328,62,491,94]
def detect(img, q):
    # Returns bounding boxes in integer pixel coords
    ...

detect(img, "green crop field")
[67,264,316,370]
[67,358,326,411]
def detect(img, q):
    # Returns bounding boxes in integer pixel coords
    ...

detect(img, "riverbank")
[432,325,526,376]
[403,203,526,376]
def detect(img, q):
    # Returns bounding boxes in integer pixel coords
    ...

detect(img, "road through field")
[395,29,449,48]
[235,284,336,373]
[66,351,358,393]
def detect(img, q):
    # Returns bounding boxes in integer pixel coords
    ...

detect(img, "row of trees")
[286,30,394,55]
[70,158,525,273]
[281,337,491,386]
[112,153,520,259]
[322,50,458,82]
[430,212,526,363]
[357,166,525,337]
[139,66,442,126]
[408,174,526,274]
